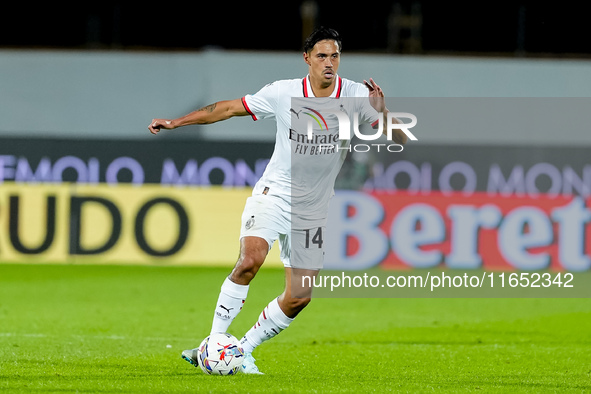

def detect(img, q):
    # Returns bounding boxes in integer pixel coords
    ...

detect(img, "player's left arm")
[364,78,407,145]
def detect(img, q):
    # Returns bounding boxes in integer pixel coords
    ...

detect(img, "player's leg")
[209,195,279,335]
[239,267,317,374]
[210,236,269,334]
[239,267,318,374]
[278,267,318,316]
[239,226,322,373]
[182,235,270,368]
[182,196,279,368]
[229,236,269,285]
[241,266,317,346]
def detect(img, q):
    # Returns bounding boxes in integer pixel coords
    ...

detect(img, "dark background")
[3,1,590,57]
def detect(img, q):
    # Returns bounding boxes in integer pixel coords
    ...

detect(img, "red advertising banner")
[325,191,591,271]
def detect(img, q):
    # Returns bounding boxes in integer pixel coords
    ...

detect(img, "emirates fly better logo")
[303,107,418,153]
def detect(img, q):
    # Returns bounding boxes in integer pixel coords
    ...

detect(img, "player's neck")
[309,75,336,97]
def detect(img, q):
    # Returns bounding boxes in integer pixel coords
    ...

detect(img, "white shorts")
[239,195,324,270]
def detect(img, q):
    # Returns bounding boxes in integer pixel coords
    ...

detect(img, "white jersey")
[242,75,379,229]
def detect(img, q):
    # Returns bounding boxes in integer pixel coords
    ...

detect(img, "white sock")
[240,297,294,354]
[210,277,249,335]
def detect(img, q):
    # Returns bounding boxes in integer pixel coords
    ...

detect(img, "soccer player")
[148,27,407,374]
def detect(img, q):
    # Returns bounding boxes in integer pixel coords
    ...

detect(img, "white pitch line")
[0,333,46,338]
[0,332,196,342]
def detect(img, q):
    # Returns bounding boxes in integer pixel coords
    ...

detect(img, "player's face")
[304,39,341,87]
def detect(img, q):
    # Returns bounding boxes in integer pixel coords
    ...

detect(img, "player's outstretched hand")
[364,78,386,113]
[148,119,176,135]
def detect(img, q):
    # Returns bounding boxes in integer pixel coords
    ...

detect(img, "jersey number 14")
[304,227,323,248]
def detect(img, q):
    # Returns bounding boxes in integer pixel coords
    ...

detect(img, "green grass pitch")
[1,264,590,393]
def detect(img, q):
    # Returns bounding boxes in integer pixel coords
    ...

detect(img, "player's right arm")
[148,98,248,134]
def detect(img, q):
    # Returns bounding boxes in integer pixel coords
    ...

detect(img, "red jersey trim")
[302,77,308,97]
[241,96,257,121]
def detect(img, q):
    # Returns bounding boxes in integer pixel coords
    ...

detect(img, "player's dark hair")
[303,26,342,53]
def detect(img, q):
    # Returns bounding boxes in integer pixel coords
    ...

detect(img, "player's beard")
[320,69,335,87]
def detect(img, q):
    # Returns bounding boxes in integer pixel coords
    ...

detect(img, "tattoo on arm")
[197,103,216,113]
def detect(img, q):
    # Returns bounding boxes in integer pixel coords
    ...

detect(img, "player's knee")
[232,254,263,282]
[296,297,311,310]
[285,296,311,314]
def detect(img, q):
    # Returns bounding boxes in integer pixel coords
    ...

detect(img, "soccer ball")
[197,333,244,375]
